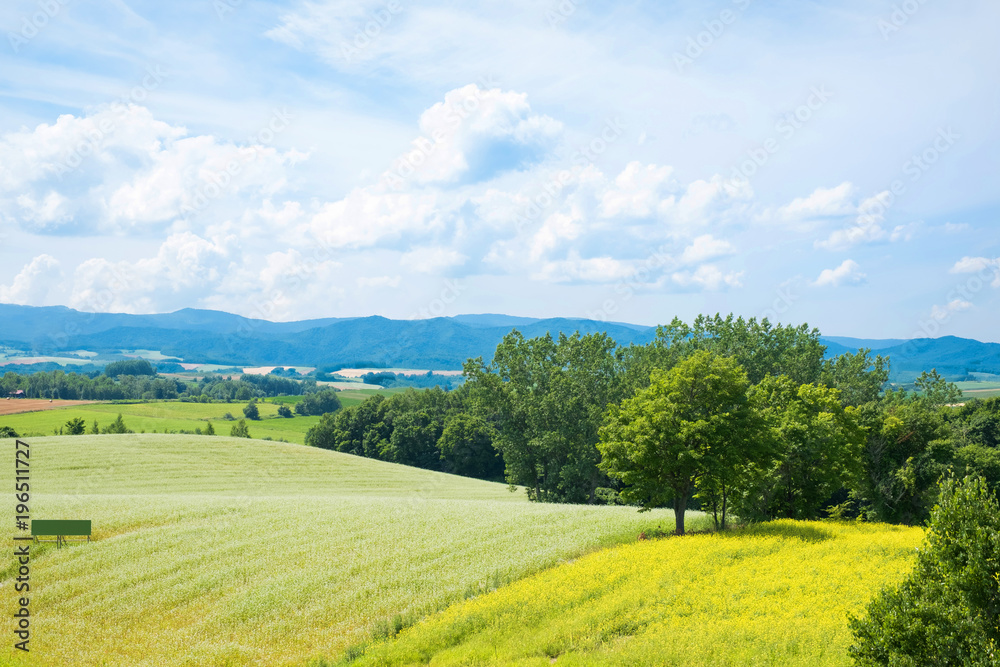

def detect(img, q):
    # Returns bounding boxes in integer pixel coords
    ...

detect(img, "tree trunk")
[674,494,688,535]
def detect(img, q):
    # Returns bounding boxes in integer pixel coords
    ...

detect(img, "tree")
[0,426,19,438]
[277,405,293,418]
[914,369,962,407]
[633,314,826,390]
[821,348,890,407]
[243,399,260,420]
[295,389,343,416]
[733,377,864,522]
[849,475,1000,666]
[466,331,624,503]
[438,413,502,480]
[203,421,216,436]
[104,359,156,378]
[103,414,132,434]
[65,417,87,435]
[854,395,954,524]
[230,419,251,438]
[597,351,766,534]
[90,419,100,435]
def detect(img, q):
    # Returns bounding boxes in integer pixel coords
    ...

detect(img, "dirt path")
[0,399,97,416]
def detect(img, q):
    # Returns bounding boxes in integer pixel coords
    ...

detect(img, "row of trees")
[305,387,502,480]
[305,314,1000,535]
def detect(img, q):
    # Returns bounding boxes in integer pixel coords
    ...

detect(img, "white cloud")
[770,182,855,223]
[532,253,637,283]
[812,259,866,287]
[950,256,1000,287]
[671,264,744,291]
[69,232,233,313]
[382,84,561,186]
[0,254,63,305]
[930,298,972,322]
[680,234,736,265]
[0,105,302,235]
[598,162,676,218]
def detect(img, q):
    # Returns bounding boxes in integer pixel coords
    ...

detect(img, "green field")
[0,390,398,444]
[352,520,924,666]
[1,435,685,667]
[953,380,1000,401]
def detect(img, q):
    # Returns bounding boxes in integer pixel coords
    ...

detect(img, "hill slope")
[349,520,923,666]
[3,434,684,667]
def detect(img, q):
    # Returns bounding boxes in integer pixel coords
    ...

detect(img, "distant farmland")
[0,389,398,442]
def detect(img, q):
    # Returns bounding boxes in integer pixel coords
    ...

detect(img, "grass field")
[1,434,685,667]
[0,390,396,444]
[953,380,1000,401]
[349,520,923,666]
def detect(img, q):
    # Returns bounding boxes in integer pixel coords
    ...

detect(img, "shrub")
[230,419,251,438]
[243,399,260,420]
[0,426,19,438]
[277,405,293,418]
[103,414,133,434]
[848,475,1000,665]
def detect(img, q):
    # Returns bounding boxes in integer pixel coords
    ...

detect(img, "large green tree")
[625,314,826,391]
[849,475,1000,666]
[465,331,624,503]
[597,351,766,534]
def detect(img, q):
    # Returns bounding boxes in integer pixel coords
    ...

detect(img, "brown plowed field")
[0,399,96,416]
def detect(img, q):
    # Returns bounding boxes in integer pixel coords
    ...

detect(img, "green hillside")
[1,435,685,667]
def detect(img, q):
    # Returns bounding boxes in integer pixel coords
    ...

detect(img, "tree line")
[1,365,320,401]
[306,314,1000,534]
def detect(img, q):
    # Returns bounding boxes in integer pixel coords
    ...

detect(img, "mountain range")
[1,304,998,382]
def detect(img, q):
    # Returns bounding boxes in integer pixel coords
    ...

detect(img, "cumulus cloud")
[69,232,233,313]
[0,254,63,305]
[812,259,867,287]
[951,256,1000,281]
[814,191,897,251]
[382,84,561,186]
[680,234,736,265]
[768,182,855,224]
[0,105,303,235]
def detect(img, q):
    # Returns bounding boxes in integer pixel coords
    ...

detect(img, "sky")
[0,0,998,340]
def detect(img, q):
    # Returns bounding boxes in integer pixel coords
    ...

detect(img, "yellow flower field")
[349,520,924,666]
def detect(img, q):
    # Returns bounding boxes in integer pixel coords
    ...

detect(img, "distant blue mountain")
[0,304,996,380]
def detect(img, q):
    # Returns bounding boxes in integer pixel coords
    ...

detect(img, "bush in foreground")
[849,475,1000,666]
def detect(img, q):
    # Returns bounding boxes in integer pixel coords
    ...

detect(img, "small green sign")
[31,520,91,536]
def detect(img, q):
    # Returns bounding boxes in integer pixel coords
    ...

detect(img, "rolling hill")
[2,434,685,667]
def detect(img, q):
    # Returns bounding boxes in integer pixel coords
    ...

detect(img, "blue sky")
[0,0,998,340]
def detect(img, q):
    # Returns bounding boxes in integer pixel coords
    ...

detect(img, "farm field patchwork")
[1,434,685,667]
[349,520,924,667]
[0,390,396,443]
